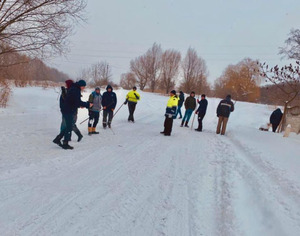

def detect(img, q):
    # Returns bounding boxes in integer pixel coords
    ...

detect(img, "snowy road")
[0,87,299,236]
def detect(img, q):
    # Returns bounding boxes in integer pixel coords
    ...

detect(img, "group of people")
[53,80,140,150]
[53,79,235,150]
[161,90,234,136]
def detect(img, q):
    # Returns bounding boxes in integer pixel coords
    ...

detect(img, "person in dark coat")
[59,80,91,149]
[53,80,84,146]
[216,94,234,135]
[175,91,184,119]
[195,94,208,132]
[181,92,196,127]
[270,108,283,132]
[101,85,117,128]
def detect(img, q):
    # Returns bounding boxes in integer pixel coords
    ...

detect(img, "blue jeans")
[175,105,182,118]
[182,109,193,123]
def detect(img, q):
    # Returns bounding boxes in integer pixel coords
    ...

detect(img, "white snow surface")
[0,87,299,236]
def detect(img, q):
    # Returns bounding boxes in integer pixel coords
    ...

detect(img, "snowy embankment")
[0,86,299,236]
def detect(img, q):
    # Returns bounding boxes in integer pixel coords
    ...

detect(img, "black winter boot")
[53,135,63,146]
[184,121,189,127]
[180,121,184,127]
[61,141,74,150]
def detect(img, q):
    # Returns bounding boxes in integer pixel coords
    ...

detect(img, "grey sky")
[49,0,300,85]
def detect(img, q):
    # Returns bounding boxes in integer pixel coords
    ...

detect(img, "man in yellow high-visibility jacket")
[160,90,179,136]
[124,86,141,122]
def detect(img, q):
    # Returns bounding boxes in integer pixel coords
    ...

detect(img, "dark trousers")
[63,113,74,142]
[128,102,137,121]
[88,111,100,128]
[163,116,173,135]
[197,114,206,131]
[272,123,279,132]
[103,110,113,127]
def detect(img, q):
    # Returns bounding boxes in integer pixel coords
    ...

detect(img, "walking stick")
[191,94,200,130]
[112,103,125,119]
[80,108,104,124]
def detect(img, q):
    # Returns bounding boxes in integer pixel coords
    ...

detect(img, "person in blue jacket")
[101,85,117,128]
[195,94,208,132]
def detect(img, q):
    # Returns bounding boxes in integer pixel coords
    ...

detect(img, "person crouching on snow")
[88,87,102,135]
[161,90,178,136]
[124,86,140,123]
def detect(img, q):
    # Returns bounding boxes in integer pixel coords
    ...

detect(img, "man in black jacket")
[270,108,283,132]
[101,85,117,128]
[216,95,234,135]
[60,80,91,149]
[195,94,208,132]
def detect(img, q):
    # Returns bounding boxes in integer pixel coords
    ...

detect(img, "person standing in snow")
[180,91,196,127]
[59,80,92,149]
[160,90,178,136]
[175,91,184,119]
[195,94,208,132]
[53,80,84,146]
[88,87,102,135]
[124,86,140,122]
[216,94,234,135]
[101,85,117,128]
[270,108,283,132]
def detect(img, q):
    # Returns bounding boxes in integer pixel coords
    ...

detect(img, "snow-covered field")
[0,87,299,236]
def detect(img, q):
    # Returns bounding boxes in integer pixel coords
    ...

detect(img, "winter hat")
[226,94,231,100]
[65,79,74,89]
[170,90,176,95]
[77,80,86,87]
[201,94,206,98]
[191,91,195,95]
[106,85,113,91]
[95,87,100,91]
[133,86,137,90]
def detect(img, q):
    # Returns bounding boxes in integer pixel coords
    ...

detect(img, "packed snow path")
[0,87,300,236]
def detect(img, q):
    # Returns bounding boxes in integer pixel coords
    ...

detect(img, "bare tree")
[146,43,162,92]
[279,29,300,60]
[89,61,112,87]
[160,49,181,94]
[214,58,261,102]
[130,55,148,90]
[260,61,300,131]
[181,48,209,94]
[0,0,87,62]
[120,72,137,90]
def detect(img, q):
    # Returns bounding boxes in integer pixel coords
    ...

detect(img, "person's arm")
[230,101,234,112]
[134,92,140,100]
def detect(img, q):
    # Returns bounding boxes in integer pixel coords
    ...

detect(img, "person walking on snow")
[181,91,196,127]
[124,86,140,122]
[88,87,102,135]
[101,85,117,128]
[160,90,179,136]
[195,94,208,132]
[270,108,283,132]
[59,80,92,149]
[175,91,184,119]
[216,94,234,135]
[53,80,84,147]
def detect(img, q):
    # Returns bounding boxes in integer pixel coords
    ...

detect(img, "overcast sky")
[49,0,300,85]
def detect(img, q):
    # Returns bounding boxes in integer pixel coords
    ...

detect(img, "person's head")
[65,79,74,89]
[95,87,100,94]
[77,80,86,91]
[106,84,113,92]
[190,91,195,97]
[133,86,137,91]
[201,94,206,100]
[226,94,231,101]
[170,90,176,96]
[180,91,183,94]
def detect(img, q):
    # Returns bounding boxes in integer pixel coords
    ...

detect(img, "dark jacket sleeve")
[216,101,221,116]
[230,101,234,112]
[113,93,117,109]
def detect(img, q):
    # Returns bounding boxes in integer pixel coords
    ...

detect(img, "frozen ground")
[0,87,299,236]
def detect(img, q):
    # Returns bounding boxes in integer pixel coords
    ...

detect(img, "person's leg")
[128,103,134,121]
[272,123,278,132]
[181,110,187,126]
[88,111,94,134]
[103,110,108,128]
[131,103,136,122]
[92,112,100,134]
[178,105,182,118]
[196,115,203,131]
[53,115,65,145]
[184,109,193,126]
[221,117,229,135]
[108,110,113,128]
[62,113,74,149]
[165,117,173,135]
[216,116,223,134]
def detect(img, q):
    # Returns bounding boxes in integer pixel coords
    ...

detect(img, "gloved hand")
[168,114,172,118]
[124,100,128,105]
